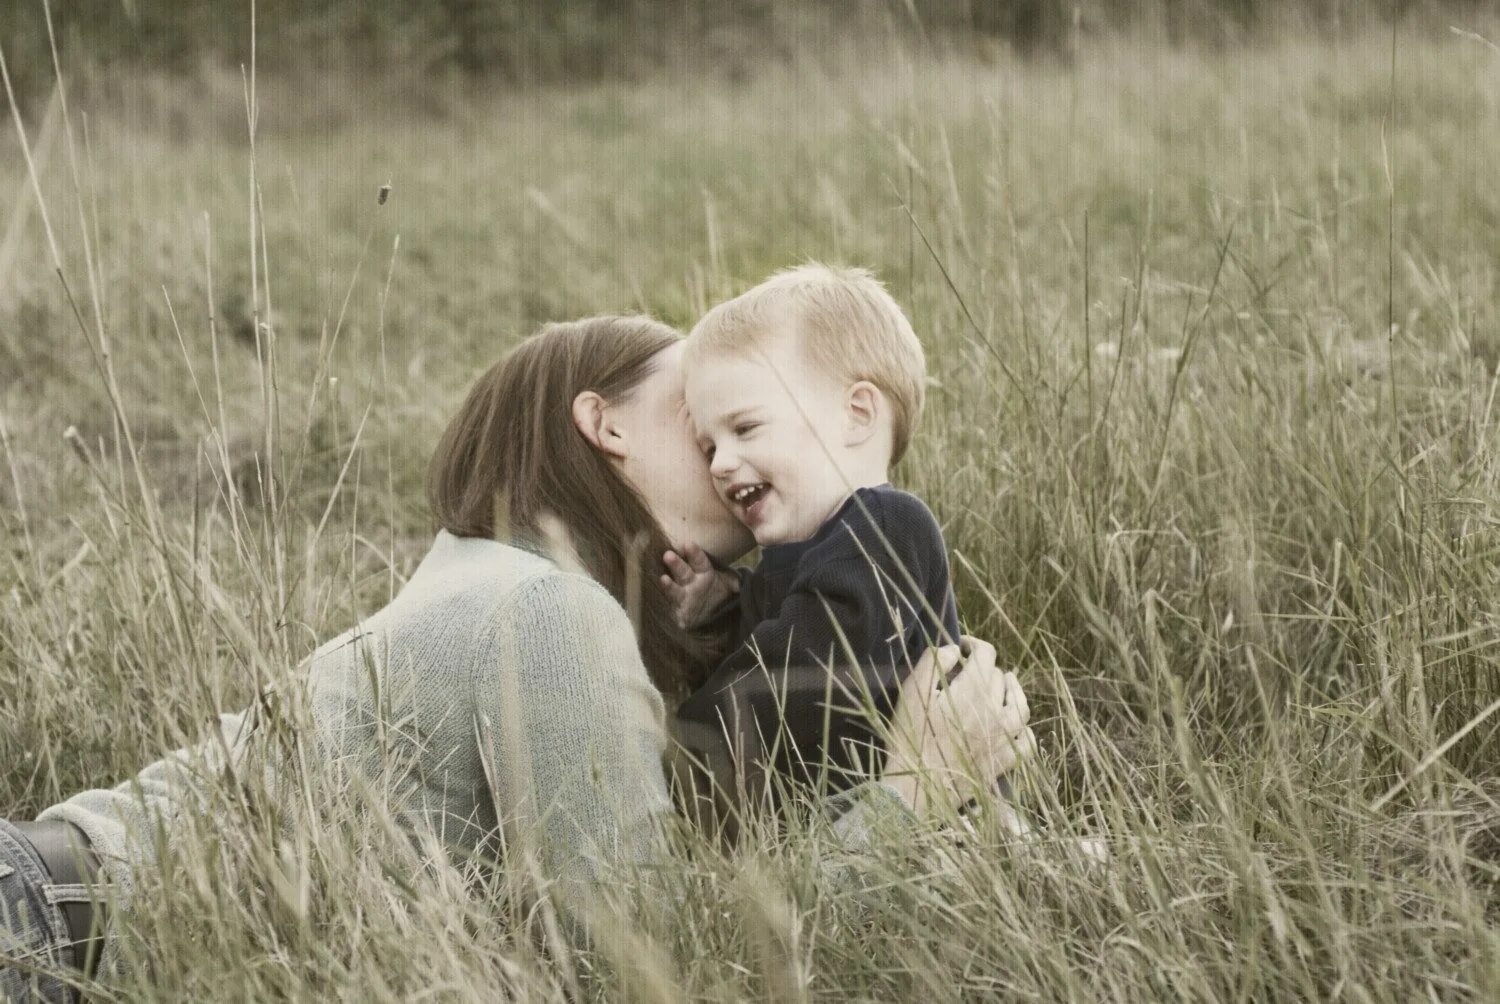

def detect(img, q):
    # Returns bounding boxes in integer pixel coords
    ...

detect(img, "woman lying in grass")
[0,315,1036,1003]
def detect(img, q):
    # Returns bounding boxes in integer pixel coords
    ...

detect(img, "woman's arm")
[673,635,1036,847]
[878,639,1035,815]
[814,638,1036,846]
[473,572,1034,886]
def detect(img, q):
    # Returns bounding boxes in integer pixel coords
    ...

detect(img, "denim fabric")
[0,818,74,1004]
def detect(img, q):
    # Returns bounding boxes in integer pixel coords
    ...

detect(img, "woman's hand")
[879,637,1036,816]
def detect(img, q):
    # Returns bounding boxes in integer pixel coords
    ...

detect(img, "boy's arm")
[676,543,928,785]
[703,489,954,682]
[660,544,741,629]
[713,556,897,677]
[675,489,960,785]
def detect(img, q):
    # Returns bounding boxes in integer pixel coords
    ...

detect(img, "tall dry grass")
[1,11,1497,1001]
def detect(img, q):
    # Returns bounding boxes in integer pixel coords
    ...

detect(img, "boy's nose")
[709,448,737,478]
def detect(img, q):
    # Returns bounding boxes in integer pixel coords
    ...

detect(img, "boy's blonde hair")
[685,263,927,463]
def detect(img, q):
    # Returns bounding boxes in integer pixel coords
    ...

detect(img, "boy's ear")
[844,381,882,447]
[572,391,629,459]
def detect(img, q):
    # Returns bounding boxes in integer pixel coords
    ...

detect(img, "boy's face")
[684,331,857,547]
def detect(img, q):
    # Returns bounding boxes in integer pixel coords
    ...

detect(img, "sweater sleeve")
[36,710,257,977]
[471,573,674,895]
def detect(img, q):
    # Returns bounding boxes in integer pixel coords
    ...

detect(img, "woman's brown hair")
[428,315,719,697]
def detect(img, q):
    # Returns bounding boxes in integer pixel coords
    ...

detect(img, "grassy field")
[2,18,1499,1001]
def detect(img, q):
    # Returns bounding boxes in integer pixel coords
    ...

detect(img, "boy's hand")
[660,544,739,629]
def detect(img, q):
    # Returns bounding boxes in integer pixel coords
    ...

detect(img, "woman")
[0,315,1035,1002]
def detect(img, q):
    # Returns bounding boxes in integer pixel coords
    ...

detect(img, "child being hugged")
[665,263,973,803]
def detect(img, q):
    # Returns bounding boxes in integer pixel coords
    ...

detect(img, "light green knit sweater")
[38,530,905,976]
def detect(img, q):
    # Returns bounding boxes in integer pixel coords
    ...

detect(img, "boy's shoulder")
[806,484,946,565]
[849,483,945,539]
[750,484,948,585]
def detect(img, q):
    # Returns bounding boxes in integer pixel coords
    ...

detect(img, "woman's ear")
[572,391,629,459]
[844,381,882,447]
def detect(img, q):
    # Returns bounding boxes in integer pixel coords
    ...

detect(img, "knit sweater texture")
[38,531,673,975]
[37,530,904,977]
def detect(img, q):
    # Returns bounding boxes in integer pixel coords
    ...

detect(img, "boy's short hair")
[686,263,927,463]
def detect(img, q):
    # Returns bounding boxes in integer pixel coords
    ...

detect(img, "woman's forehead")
[633,342,690,424]
[652,343,687,399]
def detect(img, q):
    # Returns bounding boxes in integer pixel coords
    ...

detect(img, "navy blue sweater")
[676,484,961,795]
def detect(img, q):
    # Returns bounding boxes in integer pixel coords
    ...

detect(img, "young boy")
[662,263,965,800]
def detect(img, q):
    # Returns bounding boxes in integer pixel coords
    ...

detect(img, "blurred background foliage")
[0,0,1485,110]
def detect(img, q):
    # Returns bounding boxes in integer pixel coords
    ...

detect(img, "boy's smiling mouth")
[725,481,772,525]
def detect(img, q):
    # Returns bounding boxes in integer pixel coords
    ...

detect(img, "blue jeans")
[0,818,76,1004]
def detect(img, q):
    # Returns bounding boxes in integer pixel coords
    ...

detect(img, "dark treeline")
[0,0,1481,104]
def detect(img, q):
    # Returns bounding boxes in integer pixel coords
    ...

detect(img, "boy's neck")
[796,447,891,543]
[822,463,891,522]
[842,450,891,493]
[846,467,891,493]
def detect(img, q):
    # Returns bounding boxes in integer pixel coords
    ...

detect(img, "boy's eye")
[733,422,759,436]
